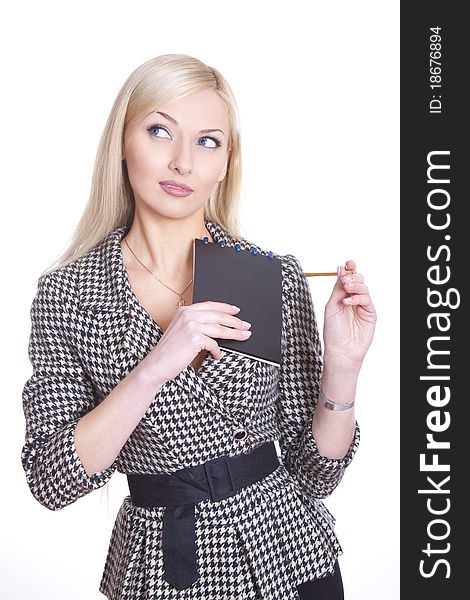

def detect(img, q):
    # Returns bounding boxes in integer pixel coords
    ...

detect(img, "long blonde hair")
[41,54,243,277]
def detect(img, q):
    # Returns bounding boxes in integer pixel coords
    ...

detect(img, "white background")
[1,1,399,598]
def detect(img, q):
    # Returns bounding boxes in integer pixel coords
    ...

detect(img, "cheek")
[197,154,227,182]
[125,143,163,184]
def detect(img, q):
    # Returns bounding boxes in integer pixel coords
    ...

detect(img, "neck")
[123,211,213,280]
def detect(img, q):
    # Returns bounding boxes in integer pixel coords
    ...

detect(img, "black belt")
[127,441,280,590]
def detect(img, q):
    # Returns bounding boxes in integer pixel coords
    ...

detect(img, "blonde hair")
[41,54,243,277]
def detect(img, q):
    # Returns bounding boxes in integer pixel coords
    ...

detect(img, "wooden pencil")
[304,268,356,277]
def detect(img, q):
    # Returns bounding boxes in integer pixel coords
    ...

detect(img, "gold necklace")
[124,237,195,307]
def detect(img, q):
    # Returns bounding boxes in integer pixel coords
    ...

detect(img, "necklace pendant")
[177,298,185,307]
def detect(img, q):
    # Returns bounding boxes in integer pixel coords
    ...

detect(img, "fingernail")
[242,330,252,336]
[343,297,353,304]
[336,265,342,278]
[241,320,251,327]
[231,305,240,311]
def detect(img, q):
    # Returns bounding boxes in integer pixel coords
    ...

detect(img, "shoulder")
[33,264,79,317]
[34,226,123,312]
[29,266,76,332]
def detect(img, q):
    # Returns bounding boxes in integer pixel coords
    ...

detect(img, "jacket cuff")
[68,420,119,491]
[23,420,118,510]
[284,419,361,500]
[298,419,361,473]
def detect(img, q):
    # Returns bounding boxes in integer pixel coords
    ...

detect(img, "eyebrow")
[144,110,226,136]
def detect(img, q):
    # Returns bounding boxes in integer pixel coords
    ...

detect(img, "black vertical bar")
[401,2,467,598]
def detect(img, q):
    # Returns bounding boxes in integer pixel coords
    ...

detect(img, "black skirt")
[296,561,344,600]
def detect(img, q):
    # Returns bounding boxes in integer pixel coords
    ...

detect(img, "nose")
[169,138,193,176]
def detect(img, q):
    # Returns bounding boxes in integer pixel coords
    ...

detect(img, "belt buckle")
[203,456,236,502]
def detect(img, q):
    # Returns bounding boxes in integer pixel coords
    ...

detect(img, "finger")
[345,259,356,273]
[332,263,362,298]
[330,270,352,302]
[199,323,253,340]
[190,336,224,361]
[204,338,223,361]
[189,301,241,313]
[343,293,374,310]
[337,262,357,279]
[341,281,369,294]
[182,307,251,330]
[330,279,367,304]
[340,272,364,285]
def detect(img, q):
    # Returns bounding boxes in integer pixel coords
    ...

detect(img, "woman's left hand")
[323,259,377,371]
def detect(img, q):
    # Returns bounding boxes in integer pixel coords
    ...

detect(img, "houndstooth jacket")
[21,219,360,600]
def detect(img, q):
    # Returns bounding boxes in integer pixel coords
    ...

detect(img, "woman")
[21,54,376,599]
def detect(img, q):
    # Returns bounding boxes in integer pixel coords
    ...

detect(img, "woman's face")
[123,88,231,220]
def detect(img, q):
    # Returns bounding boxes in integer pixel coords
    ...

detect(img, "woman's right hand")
[144,301,252,385]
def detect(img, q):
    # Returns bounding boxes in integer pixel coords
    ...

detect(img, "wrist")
[318,387,355,411]
[320,361,359,407]
[133,357,168,391]
[322,350,362,377]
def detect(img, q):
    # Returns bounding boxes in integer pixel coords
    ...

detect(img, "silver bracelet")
[319,388,355,412]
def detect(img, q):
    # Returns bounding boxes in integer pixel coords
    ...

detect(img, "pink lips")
[159,180,193,197]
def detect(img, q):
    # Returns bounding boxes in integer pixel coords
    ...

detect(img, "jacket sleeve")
[21,272,118,510]
[275,253,360,500]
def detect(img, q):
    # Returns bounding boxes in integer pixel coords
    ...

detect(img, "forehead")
[143,89,230,126]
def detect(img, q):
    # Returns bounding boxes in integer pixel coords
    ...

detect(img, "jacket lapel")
[76,220,264,421]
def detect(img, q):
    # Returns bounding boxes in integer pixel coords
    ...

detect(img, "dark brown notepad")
[191,237,282,366]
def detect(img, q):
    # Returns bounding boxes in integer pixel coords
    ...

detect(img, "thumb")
[328,261,356,303]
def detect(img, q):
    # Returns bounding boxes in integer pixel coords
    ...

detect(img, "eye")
[198,136,222,149]
[147,124,171,139]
